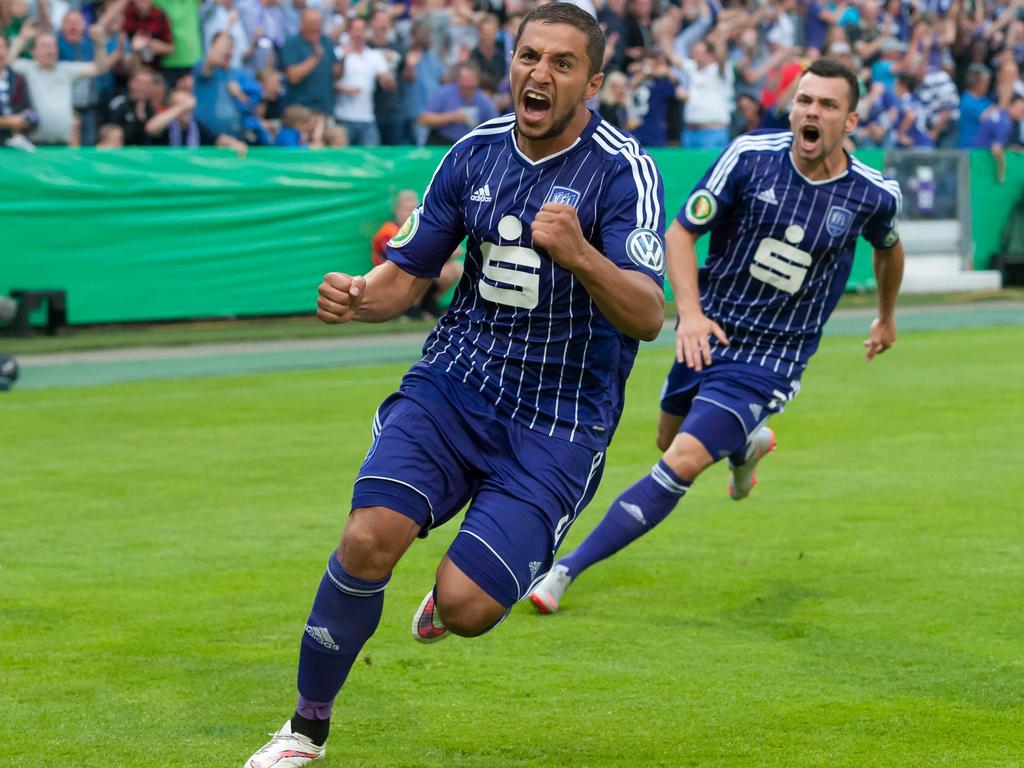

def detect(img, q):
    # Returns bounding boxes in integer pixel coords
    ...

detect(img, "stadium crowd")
[0,0,1022,153]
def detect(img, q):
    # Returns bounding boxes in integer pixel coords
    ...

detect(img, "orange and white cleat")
[244,720,325,768]
[411,590,449,643]
[528,564,573,615]
[728,426,776,501]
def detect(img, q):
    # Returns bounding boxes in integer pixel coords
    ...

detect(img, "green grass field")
[2,325,1023,767]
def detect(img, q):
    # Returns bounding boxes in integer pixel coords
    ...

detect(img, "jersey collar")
[509,110,601,169]
[787,147,851,186]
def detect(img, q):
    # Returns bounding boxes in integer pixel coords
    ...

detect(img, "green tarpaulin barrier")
[2,146,1008,326]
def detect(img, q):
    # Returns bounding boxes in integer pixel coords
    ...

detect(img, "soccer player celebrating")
[244,5,665,766]
[530,58,905,615]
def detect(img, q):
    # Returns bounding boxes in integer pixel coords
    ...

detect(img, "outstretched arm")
[317,261,434,324]
[864,240,904,362]
[665,220,728,370]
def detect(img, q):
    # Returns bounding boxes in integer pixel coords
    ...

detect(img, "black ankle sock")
[291,713,330,746]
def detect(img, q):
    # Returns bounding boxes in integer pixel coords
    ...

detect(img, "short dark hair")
[514,3,606,79]
[800,58,860,112]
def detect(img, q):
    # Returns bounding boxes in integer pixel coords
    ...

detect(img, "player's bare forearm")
[666,219,728,369]
[864,241,904,361]
[572,249,664,341]
[353,262,433,323]
[665,220,702,319]
[873,241,904,324]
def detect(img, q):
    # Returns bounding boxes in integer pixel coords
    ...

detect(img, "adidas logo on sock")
[470,184,492,203]
[305,625,340,651]
[756,188,778,205]
[619,501,647,524]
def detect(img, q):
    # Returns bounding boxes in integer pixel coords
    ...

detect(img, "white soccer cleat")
[411,590,449,643]
[528,564,573,614]
[728,426,777,501]
[244,720,325,768]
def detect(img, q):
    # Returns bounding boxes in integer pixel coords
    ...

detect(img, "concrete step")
[900,269,1003,293]
[900,219,963,257]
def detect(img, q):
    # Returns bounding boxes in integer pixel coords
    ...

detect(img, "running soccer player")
[530,58,905,615]
[244,5,665,766]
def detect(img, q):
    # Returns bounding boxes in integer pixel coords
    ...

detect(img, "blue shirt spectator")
[419,63,497,145]
[279,8,336,115]
[399,21,445,145]
[192,34,246,138]
[958,64,993,148]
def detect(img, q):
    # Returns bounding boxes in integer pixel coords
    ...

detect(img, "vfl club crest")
[626,228,665,274]
[545,185,581,208]
[825,206,853,237]
[387,207,420,248]
[684,189,718,226]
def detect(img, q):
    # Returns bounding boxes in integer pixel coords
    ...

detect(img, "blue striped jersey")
[678,130,902,379]
[385,111,666,450]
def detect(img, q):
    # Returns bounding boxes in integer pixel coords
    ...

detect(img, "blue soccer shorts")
[660,360,800,461]
[352,373,605,608]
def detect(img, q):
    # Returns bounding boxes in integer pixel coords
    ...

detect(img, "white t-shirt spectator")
[334,47,388,123]
[11,59,92,144]
[679,59,734,126]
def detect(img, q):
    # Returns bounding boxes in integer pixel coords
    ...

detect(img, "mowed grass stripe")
[1,326,1022,767]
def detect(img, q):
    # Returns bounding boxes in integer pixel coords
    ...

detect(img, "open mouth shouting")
[798,123,822,154]
[520,88,553,126]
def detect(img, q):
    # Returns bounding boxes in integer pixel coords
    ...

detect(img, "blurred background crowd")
[0,0,1022,154]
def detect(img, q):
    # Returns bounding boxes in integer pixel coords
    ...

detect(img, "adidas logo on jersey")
[470,184,492,203]
[756,188,778,205]
[305,625,340,651]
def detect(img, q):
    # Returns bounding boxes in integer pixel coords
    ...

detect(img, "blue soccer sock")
[557,460,691,578]
[294,552,389,725]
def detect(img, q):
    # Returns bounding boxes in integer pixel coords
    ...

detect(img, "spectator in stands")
[367,10,402,145]
[107,66,156,144]
[145,88,248,154]
[470,13,505,94]
[239,0,287,71]
[9,21,110,145]
[322,121,348,146]
[623,0,655,70]
[959,63,994,148]
[58,10,120,146]
[122,0,174,75]
[371,188,463,317]
[274,103,324,146]
[627,51,684,148]
[95,120,123,146]
[397,19,444,145]
[731,92,764,137]
[972,95,1024,183]
[917,62,960,147]
[598,0,627,73]
[0,33,37,149]
[856,79,899,148]
[334,16,393,146]
[280,7,337,116]
[256,65,282,120]
[193,31,248,139]
[597,70,637,131]
[676,35,732,149]
[895,71,935,147]
[418,61,496,145]
[154,0,202,85]
[201,4,250,71]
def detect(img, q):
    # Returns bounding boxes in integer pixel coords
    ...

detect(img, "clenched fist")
[317,272,366,324]
[531,203,589,272]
